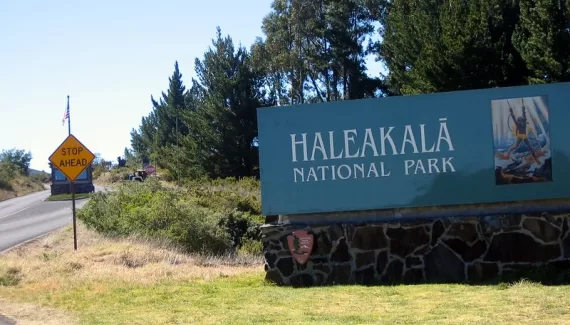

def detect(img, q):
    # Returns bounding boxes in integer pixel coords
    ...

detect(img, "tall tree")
[376,0,530,95]
[130,61,189,167]
[130,111,157,162]
[0,148,32,175]
[153,61,188,147]
[513,0,570,84]
[260,0,384,104]
[184,27,271,178]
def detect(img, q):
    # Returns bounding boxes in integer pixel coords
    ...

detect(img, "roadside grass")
[0,221,263,324]
[1,223,570,324]
[0,299,76,325]
[45,193,93,201]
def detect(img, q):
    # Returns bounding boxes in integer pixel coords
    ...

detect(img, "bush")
[0,174,12,191]
[92,163,108,180]
[217,210,264,248]
[156,168,175,182]
[78,178,264,256]
[0,161,16,190]
[238,237,263,256]
[0,267,22,286]
[106,167,132,183]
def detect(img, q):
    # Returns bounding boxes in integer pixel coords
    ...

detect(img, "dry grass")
[93,169,132,185]
[0,222,263,324]
[0,176,46,201]
[0,299,77,325]
[93,171,122,185]
[0,222,262,286]
[0,189,16,201]
[1,221,570,324]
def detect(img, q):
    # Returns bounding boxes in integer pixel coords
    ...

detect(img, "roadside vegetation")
[79,176,263,256]
[1,223,570,325]
[0,223,262,325]
[2,0,570,323]
[93,166,131,184]
[0,148,47,201]
[46,193,93,201]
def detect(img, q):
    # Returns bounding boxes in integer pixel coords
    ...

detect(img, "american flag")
[62,99,69,126]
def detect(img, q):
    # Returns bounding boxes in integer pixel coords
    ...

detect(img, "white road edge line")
[0,200,45,220]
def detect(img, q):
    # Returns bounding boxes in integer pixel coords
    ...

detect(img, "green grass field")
[1,224,569,325]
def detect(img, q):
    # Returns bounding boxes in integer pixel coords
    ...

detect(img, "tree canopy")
[128,0,570,179]
[0,148,32,175]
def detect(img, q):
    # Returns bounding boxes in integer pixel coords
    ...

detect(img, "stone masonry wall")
[262,212,570,286]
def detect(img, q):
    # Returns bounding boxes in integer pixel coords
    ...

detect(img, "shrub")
[0,267,22,286]
[0,161,16,190]
[156,168,175,182]
[78,178,264,256]
[106,167,132,183]
[92,163,108,180]
[217,210,264,248]
[238,237,263,256]
[0,175,12,191]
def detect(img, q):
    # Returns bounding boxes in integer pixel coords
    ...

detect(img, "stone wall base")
[262,212,570,286]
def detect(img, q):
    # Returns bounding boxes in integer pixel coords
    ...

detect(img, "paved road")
[0,314,16,325]
[0,186,108,253]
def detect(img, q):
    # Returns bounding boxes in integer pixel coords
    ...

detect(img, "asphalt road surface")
[0,314,16,325]
[0,186,107,253]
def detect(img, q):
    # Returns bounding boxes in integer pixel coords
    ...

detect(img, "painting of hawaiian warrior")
[491,96,552,185]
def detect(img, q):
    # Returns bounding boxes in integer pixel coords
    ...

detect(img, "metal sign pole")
[71,180,77,250]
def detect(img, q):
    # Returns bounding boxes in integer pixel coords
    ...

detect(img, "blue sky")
[0,1,383,172]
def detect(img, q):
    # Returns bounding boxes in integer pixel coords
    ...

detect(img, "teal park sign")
[256,82,570,216]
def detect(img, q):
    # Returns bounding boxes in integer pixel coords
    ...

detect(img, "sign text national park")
[290,117,455,183]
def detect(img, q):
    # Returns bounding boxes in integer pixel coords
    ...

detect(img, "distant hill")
[29,168,50,177]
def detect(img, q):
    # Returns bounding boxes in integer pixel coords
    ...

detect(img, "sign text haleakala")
[290,118,456,182]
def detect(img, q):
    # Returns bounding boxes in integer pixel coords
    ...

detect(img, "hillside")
[0,166,48,201]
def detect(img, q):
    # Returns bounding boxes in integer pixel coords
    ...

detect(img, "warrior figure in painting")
[497,102,540,164]
[492,96,552,185]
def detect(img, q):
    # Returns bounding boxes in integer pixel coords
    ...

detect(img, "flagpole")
[65,94,77,250]
[67,95,71,136]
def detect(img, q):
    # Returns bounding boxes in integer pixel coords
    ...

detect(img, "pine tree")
[376,0,533,95]
[130,61,189,169]
[184,27,271,178]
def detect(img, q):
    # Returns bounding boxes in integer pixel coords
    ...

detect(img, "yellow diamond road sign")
[49,134,95,182]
